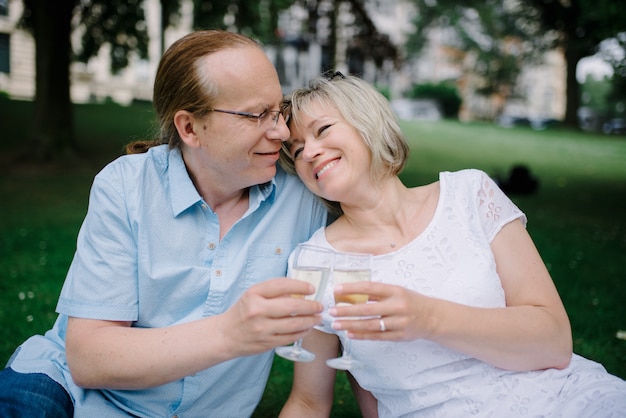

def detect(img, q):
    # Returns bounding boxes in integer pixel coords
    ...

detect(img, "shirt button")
[275,247,282,255]
[208,242,216,250]
[215,270,222,277]
[201,203,208,210]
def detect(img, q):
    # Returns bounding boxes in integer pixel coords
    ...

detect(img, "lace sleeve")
[474,170,527,242]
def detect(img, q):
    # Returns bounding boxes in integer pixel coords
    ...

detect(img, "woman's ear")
[174,110,200,148]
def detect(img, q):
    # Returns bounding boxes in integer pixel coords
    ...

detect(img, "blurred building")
[0,0,35,99]
[0,0,565,122]
[0,0,194,104]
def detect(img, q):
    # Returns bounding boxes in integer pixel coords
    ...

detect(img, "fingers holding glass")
[326,251,373,370]
[275,244,333,362]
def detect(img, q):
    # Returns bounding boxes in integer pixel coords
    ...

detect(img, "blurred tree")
[343,0,401,72]
[603,33,626,116]
[407,0,626,127]
[18,0,400,162]
[75,0,150,74]
[529,0,625,127]
[408,81,462,118]
[192,0,296,42]
[18,0,298,162]
[21,0,77,161]
[160,0,183,55]
[191,0,400,73]
[580,75,611,116]
[20,0,150,162]
[606,74,626,118]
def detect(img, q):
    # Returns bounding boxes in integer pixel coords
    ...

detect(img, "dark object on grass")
[602,118,626,135]
[496,165,539,195]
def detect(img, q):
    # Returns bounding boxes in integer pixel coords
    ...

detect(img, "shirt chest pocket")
[243,242,291,287]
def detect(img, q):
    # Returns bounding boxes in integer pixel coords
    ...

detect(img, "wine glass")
[325,251,372,370]
[275,244,333,362]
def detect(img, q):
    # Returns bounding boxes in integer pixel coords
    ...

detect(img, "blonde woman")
[279,73,626,417]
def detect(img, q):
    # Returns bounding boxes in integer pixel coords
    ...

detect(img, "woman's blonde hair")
[126,30,261,154]
[279,73,410,215]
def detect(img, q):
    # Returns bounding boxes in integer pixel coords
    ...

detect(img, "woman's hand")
[329,281,433,341]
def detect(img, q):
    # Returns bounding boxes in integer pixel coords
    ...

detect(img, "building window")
[0,34,9,73]
[0,0,7,16]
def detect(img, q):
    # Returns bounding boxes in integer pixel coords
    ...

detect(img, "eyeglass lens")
[261,108,281,130]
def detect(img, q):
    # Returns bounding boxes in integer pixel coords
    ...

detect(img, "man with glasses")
[0,30,328,417]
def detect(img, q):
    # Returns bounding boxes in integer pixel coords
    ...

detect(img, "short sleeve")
[56,170,139,321]
[472,170,527,242]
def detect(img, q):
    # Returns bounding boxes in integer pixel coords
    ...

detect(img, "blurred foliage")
[76,0,150,72]
[607,74,626,117]
[580,76,612,115]
[406,0,545,98]
[192,0,297,43]
[407,81,462,118]
[406,0,626,126]
[15,0,399,160]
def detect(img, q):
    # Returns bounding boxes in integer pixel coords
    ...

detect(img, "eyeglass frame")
[206,106,283,130]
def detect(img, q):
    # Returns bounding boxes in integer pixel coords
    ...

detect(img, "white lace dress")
[304,169,626,417]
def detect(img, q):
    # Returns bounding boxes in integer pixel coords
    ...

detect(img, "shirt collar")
[168,147,277,217]
[247,178,276,215]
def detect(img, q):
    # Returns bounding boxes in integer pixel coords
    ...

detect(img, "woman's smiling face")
[287,101,372,203]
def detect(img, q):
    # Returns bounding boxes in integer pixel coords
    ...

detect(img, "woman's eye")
[293,147,304,160]
[317,125,331,136]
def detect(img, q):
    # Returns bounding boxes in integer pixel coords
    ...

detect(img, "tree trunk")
[563,46,583,129]
[28,0,77,162]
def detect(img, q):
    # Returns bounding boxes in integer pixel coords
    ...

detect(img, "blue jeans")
[0,367,73,418]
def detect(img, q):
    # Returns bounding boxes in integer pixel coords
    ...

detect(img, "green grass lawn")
[1,98,625,417]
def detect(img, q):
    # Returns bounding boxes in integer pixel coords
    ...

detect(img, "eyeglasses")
[207,106,282,130]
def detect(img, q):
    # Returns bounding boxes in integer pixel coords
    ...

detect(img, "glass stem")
[293,338,303,351]
[343,334,353,359]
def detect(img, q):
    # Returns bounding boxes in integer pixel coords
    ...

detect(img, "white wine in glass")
[275,244,333,362]
[326,251,372,370]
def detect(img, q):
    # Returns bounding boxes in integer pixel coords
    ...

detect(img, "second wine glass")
[326,251,372,370]
[275,244,333,362]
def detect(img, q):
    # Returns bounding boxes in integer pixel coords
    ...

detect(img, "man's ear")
[174,110,200,148]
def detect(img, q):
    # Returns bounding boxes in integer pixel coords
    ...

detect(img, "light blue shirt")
[7,145,327,417]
